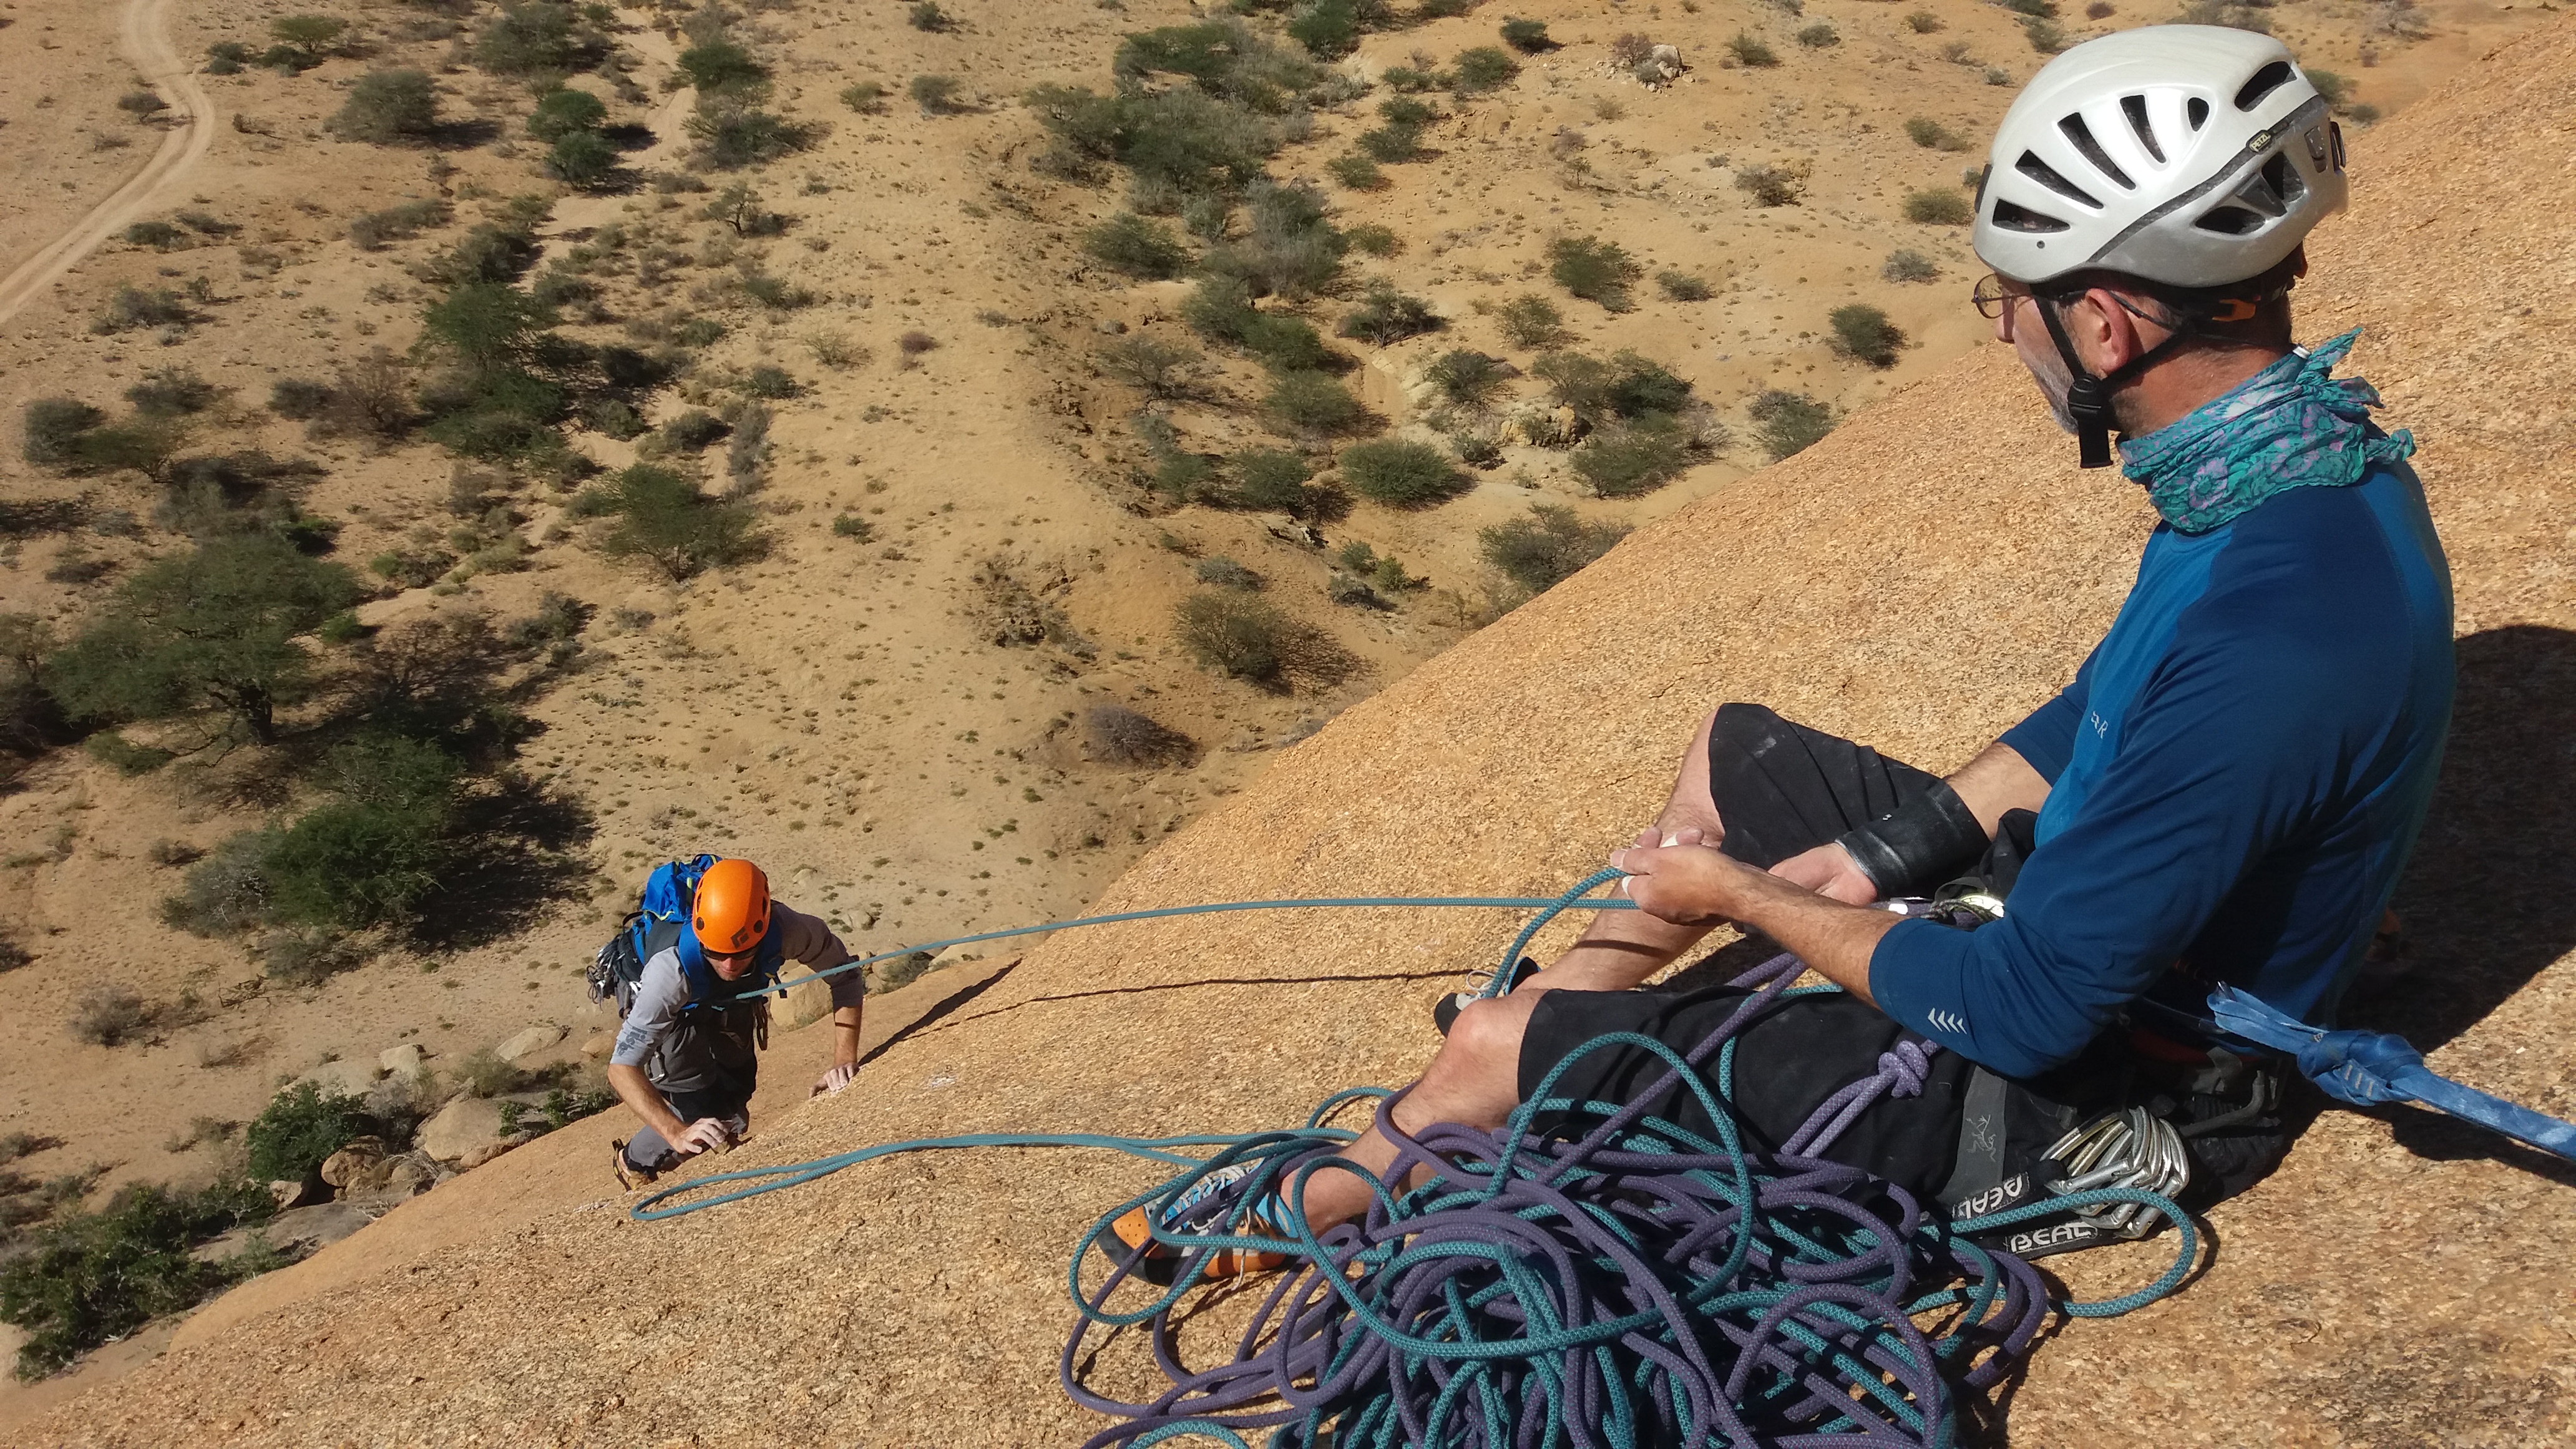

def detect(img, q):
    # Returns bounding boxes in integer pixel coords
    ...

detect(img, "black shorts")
[1520,704,1965,1191]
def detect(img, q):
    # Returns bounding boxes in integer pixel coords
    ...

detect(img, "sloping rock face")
[16,18,2575,1447]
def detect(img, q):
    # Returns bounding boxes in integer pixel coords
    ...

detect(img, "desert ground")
[0,0,2562,1432]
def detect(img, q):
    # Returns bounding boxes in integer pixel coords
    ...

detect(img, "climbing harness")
[633,873,2576,1448]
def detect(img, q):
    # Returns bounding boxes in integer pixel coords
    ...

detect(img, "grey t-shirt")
[610,904,858,1068]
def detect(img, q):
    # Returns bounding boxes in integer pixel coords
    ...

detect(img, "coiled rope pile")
[638,876,2196,1448]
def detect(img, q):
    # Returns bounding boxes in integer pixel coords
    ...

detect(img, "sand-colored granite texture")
[13,14,2574,1447]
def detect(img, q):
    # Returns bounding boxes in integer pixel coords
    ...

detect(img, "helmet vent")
[2058,114,2135,189]
[2016,151,2102,208]
[2233,60,2296,112]
[2187,97,2210,131]
[1991,198,2071,234]
[2119,95,2166,163]
[2193,205,2266,236]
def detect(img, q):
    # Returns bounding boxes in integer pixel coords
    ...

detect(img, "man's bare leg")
[1519,709,1730,993]
[1295,992,1543,1232]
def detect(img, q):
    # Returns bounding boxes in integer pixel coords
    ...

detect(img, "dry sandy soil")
[0,0,2564,1435]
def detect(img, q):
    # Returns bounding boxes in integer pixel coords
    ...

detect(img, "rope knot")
[1880,1040,1935,1098]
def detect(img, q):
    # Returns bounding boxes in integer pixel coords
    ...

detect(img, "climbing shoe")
[1433,957,1541,1035]
[1108,1161,1294,1286]
[610,1139,656,1192]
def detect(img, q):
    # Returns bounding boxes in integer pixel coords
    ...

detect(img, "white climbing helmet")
[1973,25,2348,288]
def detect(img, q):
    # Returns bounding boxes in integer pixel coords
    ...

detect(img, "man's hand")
[1767,842,1879,905]
[811,1062,859,1098]
[671,1117,736,1156]
[1609,837,1767,926]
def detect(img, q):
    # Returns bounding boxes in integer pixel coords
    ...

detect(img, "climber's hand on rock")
[672,1118,735,1156]
[812,1062,859,1098]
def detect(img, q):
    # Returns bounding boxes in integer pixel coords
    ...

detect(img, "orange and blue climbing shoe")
[1108,1161,1294,1285]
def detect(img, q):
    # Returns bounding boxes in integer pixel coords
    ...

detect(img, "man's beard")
[2021,341,2082,436]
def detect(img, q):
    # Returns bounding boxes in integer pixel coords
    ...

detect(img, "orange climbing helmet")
[691,857,773,954]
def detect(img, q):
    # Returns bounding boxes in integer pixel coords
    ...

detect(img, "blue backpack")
[586,854,786,1017]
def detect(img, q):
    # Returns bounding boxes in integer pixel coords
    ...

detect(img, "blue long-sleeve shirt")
[1869,461,2454,1078]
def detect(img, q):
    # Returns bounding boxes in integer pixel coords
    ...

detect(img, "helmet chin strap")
[2033,293,2201,469]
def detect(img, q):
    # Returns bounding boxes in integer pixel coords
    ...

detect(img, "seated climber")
[607,857,865,1189]
[1121,26,2454,1267]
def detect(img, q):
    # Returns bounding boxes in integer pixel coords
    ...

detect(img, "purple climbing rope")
[1058,950,2137,1449]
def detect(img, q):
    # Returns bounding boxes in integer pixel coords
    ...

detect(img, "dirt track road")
[0,0,215,328]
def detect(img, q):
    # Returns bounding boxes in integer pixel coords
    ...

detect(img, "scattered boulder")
[268,1177,323,1210]
[1636,44,1685,85]
[298,1056,385,1098]
[416,1095,507,1163]
[379,1043,431,1076]
[318,1136,388,1191]
[776,976,835,1030]
[495,1023,567,1063]
[1500,406,1585,448]
[457,1139,519,1171]
[260,1203,374,1256]
[578,1030,615,1058]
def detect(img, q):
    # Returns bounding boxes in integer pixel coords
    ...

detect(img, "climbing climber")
[602,856,864,1189]
[1121,24,2456,1266]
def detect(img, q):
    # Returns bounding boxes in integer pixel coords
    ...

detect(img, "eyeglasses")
[1970,272,2027,321]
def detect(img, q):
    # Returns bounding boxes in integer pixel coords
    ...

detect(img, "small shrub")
[1098,336,1204,398]
[1265,371,1365,435]
[1496,293,1565,349]
[118,90,169,119]
[1339,281,1440,346]
[84,733,173,776]
[1357,124,1424,164]
[831,514,875,542]
[2086,0,2115,14]
[1572,414,1695,497]
[245,1082,371,1183]
[688,104,815,168]
[545,130,619,187]
[1425,349,1510,411]
[1086,704,1195,766]
[162,833,275,938]
[1608,33,1656,67]
[1286,0,1364,58]
[909,1,952,31]
[1904,10,1944,32]
[348,198,450,251]
[1656,270,1712,302]
[527,87,607,143]
[1795,22,1839,47]
[1548,236,1642,313]
[663,410,729,452]
[125,368,219,417]
[1479,504,1628,595]
[123,221,187,251]
[1325,154,1386,190]
[1828,304,1906,367]
[741,365,799,399]
[1735,162,1806,207]
[1881,249,1938,284]
[910,74,966,114]
[0,1181,270,1378]
[598,463,768,579]
[1903,188,1974,225]
[1193,557,1261,590]
[1500,18,1553,52]
[331,71,441,145]
[1453,47,1520,95]
[841,80,887,112]
[256,929,366,987]
[1905,117,1968,152]
[146,839,204,868]
[1172,592,1358,691]
[2022,17,2068,53]
[91,286,195,336]
[1229,449,1321,514]
[2308,69,2358,112]
[1083,213,1190,280]
[1726,33,1780,67]
[1339,438,1468,508]
[1749,388,1834,459]
[69,987,157,1047]
[2345,102,2382,124]
[474,1,599,77]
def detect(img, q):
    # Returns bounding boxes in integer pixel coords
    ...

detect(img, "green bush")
[1172,592,1357,691]
[1339,438,1468,507]
[1229,449,1320,512]
[910,74,966,114]
[1478,504,1629,595]
[1881,249,1939,284]
[1657,270,1712,302]
[1903,188,1974,225]
[1749,388,1834,459]
[688,104,815,168]
[840,80,888,112]
[1548,235,1642,312]
[421,227,542,288]
[0,1181,270,1378]
[1286,0,1364,59]
[1083,213,1191,280]
[1735,162,1806,208]
[1326,154,1387,190]
[347,198,451,251]
[91,286,196,336]
[1828,304,1906,368]
[331,71,441,144]
[1338,281,1440,346]
[1265,371,1366,435]
[527,86,607,142]
[1344,223,1400,257]
[123,220,187,251]
[1357,124,1423,163]
[1452,47,1520,95]
[1194,557,1262,590]
[244,1082,372,1183]
[1500,18,1554,52]
[1904,10,1943,32]
[676,37,767,97]
[84,732,173,776]
[545,130,618,187]
[21,399,107,469]
[597,463,768,579]
[1425,349,1510,411]
[1098,336,1204,398]
[474,2,599,77]
[270,14,347,59]
[161,832,276,937]
[909,1,952,31]
[47,537,360,745]
[1496,293,1564,349]
[261,738,462,932]
[1532,349,1693,424]
[1571,414,1694,497]
[1727,33,1781,67]
[1904,116,1968,152]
